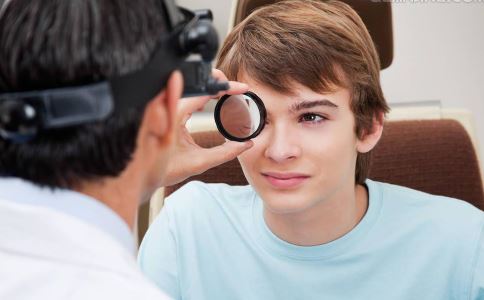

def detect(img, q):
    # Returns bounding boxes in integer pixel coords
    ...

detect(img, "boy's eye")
[299,113,325,123]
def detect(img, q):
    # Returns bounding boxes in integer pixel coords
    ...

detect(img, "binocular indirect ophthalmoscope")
[0,1,228,143]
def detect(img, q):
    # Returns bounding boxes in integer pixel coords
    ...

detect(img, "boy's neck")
[263,184,369,246]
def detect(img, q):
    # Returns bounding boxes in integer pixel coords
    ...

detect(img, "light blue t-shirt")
[138,180,484,300]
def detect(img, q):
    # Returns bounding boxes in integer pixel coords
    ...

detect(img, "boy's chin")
[260,192,315,215]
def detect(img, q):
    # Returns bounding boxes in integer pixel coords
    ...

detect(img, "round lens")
[214,92,266,141]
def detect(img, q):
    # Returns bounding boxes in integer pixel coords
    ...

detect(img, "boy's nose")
[263,125,301,163]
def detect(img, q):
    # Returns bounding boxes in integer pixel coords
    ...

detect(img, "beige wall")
[380,2,484,168]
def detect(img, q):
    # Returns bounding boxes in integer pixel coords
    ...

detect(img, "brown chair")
[232,0,394,70]
[165,120,484,207]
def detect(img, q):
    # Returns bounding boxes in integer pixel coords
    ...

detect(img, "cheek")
[300,120,355,144]
[238,139,262,167]
[237,137,268,182]
[300,124,359,168]
[321,129,357,153]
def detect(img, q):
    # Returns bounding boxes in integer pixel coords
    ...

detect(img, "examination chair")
[163,120,484,211]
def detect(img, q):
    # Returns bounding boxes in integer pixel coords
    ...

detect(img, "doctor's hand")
[161,69,254,187]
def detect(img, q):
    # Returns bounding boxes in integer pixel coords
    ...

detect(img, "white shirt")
[0,177,171,299]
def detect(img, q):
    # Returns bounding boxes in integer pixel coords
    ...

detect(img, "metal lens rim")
[214,91,266,142]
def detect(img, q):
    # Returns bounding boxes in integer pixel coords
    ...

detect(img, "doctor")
[0,0,252,299]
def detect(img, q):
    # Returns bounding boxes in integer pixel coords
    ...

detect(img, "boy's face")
[238,74,364,215]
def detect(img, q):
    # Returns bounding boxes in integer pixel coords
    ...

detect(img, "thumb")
[199,140,254,170]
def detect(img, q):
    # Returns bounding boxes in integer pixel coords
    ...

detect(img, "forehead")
[238,72,352,110]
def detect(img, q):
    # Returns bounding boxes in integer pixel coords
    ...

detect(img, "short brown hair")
[216,0,389,184]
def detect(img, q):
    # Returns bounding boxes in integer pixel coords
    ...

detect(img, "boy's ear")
[142,71,183,144]
[356,112,384,153]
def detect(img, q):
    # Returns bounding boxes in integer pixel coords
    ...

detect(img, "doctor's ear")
[356,112,384,153]
[143,71,183,144]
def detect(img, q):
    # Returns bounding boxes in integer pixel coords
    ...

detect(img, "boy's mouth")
[261,172,310,189]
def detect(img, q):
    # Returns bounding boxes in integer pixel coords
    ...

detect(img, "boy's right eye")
[298,113,326,124]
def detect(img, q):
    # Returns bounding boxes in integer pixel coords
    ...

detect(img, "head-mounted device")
[0,0,228,142]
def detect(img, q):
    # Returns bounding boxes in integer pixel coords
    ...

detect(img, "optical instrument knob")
[0,99,39,141]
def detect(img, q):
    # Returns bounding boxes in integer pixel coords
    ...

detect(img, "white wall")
[179,0,484,169]
[381,2,484,168]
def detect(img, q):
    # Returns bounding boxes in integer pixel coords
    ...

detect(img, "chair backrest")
[231,0,394,69]
[164,120,484,211]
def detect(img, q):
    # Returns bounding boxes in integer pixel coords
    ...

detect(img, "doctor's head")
[0,0,180,195]
[216,0,389,214]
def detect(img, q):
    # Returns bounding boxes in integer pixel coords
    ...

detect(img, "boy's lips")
[261,172,310,189]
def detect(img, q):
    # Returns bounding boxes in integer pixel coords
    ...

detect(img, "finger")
[177,96,211,121]
[197,140,254,171]
[217,81,249,96]
[177,68,249,122]
[210,81,248,99]
[178,81,248,118]
[211,68,228,81]
[211,69,249,96]
[177,69,230,115]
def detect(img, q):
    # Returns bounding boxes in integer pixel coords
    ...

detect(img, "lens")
[214,92,266,141]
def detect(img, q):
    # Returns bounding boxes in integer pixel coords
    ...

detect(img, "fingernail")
[230,82,248,89]
[243,140,254,148]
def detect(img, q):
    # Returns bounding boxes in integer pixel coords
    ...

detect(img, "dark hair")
[217,0,390,184]
[0,0,167,188]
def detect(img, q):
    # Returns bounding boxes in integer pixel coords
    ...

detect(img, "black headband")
[0,1,224,142]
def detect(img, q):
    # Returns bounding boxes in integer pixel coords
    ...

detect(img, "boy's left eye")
[299,113,326,123]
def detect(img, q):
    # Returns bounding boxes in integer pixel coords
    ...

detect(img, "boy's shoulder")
[369,179,484,233]
[158,181,257,244]
[163,181,254,213]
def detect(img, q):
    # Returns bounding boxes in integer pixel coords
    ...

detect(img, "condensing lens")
[214,92,266,142]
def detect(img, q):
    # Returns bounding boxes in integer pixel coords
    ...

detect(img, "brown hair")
[216,0,389,184]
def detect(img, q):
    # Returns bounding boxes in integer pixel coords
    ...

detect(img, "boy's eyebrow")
[289,99,338,112]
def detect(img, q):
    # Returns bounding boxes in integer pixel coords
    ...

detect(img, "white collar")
[0,177,135,254]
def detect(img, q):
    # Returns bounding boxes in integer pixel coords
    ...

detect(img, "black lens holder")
[214,91,267,142]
